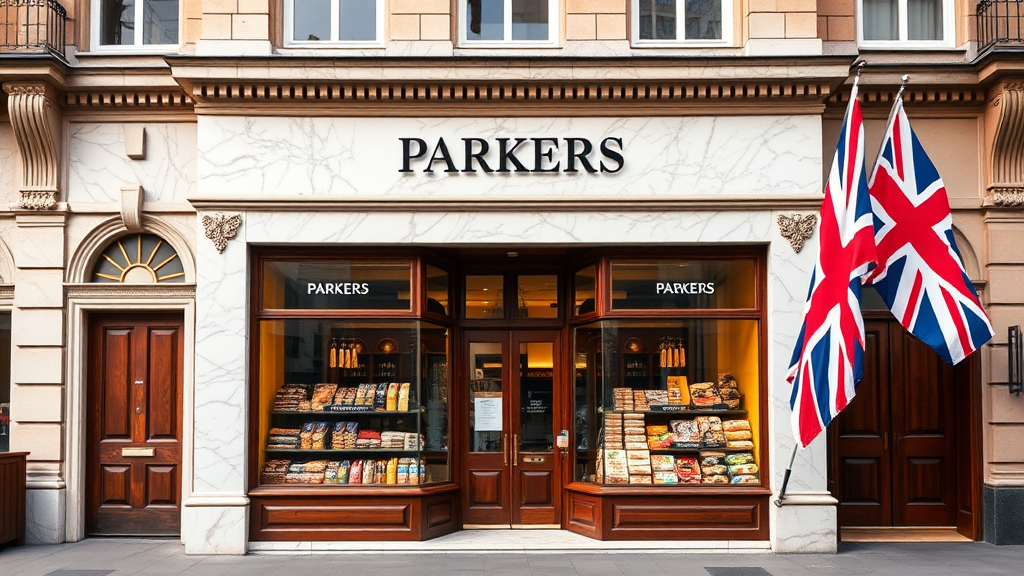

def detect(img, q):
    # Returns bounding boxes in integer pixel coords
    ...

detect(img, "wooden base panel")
[565,486,769,541]
[250,485,460,542]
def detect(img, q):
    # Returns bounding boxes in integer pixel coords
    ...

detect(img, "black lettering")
[564,138,598,173]
[400,138,427,172]
[532,138,560,173]
[599,137,624,173]
[497,137,529,172]
[424,138,458,173]
[463,138,494,173]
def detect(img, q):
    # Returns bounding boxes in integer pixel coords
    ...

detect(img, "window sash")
[93,0,180,50]
[285,0,384,46]
[631,0,730,45]
[461,0,558,45]
[858,0,954,46]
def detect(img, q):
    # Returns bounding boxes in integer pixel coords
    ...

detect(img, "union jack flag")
[788,83,877,449]
[867,98,994,365]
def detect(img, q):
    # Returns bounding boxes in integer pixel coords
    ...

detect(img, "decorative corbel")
[120,186,144,232]
[3,82,61,210]
[987,81,1024,207]
[777,213,817,253]
[202,213,242,254]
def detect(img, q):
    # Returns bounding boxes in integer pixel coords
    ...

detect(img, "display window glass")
[256,318,449,486]
[573,318,762,487]
[574,265,597,316]
[426,265,450,315]
[610,259,756,310]
[465,275,504,319]
[516,275,558,319]
[262,260,412,311]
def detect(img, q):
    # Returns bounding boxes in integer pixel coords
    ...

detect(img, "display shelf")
[265,448,420,455]
[647,446,756,454]
[270,410,419,416]
[605,409,748,417]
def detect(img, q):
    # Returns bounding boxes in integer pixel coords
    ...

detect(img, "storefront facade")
[1,0,1022,555]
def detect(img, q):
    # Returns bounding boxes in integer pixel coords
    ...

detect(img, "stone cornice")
[64,89,194,109]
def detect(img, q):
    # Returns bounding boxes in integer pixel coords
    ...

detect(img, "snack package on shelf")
[604,413,624,449]
[646,424,671,449]
[267,428,301,450]
[386,383,399,411]
[324,461,340,483]
[644,389,668,407]
[354,384,372,406]
[362,459,376,484]
[380,431,406,449]
[330,422,347,449]
[310,422,329,450]
[355,429,382,449]
[653,470,679,484]
[689,382,723,409]
[398,383,411,411]
[273,383,307,412]
[386,458,398,484]
[604,449,629,484]
[669,419,700,448]
[261,459,291,484]
[397,459,410,484]
[337,460,351,484]
[349,460,364,484]
[695,416,727,448]
[633,390,650,411]
[298,400,312,412]
[722,419,751,432]
[373,383,389,410]
[674,456,702,484]
[650,454,675,471]
[299,422,315,450]
[718,374,742,409]
[666,376,690,406]
[626,449,652,475]
[724,452,756,466]
[629,474,652,484]
[311,383,338,411]
[285,460,327,484]
[612,388,634,411]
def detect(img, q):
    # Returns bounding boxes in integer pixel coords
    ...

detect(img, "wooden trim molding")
[987,82,1024,207]
[2,82,61,210]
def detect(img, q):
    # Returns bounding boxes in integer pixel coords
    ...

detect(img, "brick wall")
[391,0,450,41]
[816,0,855,42]
[566,0,627,41]
[200,0,270,41]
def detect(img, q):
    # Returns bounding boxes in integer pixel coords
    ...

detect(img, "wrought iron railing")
[978,0,1024,53]
[0,0,66,56]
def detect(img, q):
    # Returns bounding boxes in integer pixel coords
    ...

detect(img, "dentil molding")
[3,82,61,210]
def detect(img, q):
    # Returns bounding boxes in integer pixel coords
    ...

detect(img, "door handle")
[513,433,519,465]
[503,434,508,466]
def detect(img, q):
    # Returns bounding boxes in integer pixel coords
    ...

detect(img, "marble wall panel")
[0,123,19,204]
[67,123,198,204]
[197,116,822,199]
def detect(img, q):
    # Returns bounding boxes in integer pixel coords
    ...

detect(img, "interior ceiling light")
[507,251,518,258]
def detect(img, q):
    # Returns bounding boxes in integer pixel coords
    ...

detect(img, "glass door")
[462,330,561,527]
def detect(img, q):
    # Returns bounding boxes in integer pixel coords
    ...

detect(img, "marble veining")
[0,125,19,205]
[198,116,821,199]
[25,488,66,544]
[68,123,197,203]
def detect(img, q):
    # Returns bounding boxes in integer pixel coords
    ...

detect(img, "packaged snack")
[727,440,755,450]
[299,422,315,450]
[337,460,351,484]
[373,383,388,410]
[703,475,729,484]
[702,464,727,476]
[700,451,727,466]
[644,389,668,406]
[724,452,756,466]
[728,464,759,476]
[725,430,752,441]
[666,376,689,405]
[669,419,701,447]
[653,471,679,484]
[409,460,420,484]
[324,461,340,483]
[718,374,740,390]
[604,450,629,484]
[397,459,410,484]
[722,419,751,433]
[387,458,398,484]
[646,424,669,435]
[674,457,702,484]
[730,474,760,484]
[629,475,652,484]
[311,383,338,411]
[647,432,672,449]
[398,383,411,411]
[386,383,399,411]
[349,460,363,484]
[361,459,375,484]
[331,422,347,449]
[719,387,742,409]
[650,454,675,471]
[311,422,329,450]
[696,416,726,448]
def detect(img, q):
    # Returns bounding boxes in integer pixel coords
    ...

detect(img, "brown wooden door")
[462,331,562,527]
[86,313,184,536]
[831,319,959,529]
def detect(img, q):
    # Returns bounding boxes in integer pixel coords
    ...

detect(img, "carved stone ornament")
[777,213,818,253]
[991,187,1024,207]
[3,82,61,210]
[202,213,242,254]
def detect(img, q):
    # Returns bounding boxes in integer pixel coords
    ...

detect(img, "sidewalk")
[2,537,1022,576]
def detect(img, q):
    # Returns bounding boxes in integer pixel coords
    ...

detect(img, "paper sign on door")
[474,393,503,432]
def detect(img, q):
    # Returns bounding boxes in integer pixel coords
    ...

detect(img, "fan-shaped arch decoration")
[91,233,185,283]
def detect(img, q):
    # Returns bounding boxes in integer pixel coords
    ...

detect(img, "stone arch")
[952,225,982,283]
[0,233,16,283]
[67,215,196,284]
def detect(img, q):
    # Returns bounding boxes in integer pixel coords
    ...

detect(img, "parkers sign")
[400,136,624,174]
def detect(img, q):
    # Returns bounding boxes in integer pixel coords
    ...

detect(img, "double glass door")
[463,331,561,527]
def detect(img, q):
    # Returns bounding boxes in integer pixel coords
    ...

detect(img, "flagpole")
[776,60,868,508]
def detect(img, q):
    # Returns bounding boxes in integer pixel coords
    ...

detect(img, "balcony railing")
[978,0,1024,53]
[0,0,66,57]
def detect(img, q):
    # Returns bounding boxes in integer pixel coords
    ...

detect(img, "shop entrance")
[86,313,184,536]
[463,330,562,527]
[830,318,978,538]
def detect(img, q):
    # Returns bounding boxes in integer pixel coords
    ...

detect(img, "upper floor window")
[460,0,559,46]
[93,0,179,50]
[631,0,730,45]
[285,0,384,46]
[858,0,955,47]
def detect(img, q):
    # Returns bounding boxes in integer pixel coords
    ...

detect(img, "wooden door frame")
[459,329,566,527]
[828,313,983,539]
[65,294,195,543]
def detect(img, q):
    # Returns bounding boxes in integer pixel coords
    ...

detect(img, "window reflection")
[340,0,377,41]
[143,0,179,44]
[512,0,548,40]
[685,0,721,40]
[101,0,136,45]
[295,0,331,41]
[467,0,504,40]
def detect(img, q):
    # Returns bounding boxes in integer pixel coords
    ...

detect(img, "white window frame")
[458,0,560,48]
[857,0,956,49]
[89,0,181,53]
[284,0,386,48]
[630,0,733,47]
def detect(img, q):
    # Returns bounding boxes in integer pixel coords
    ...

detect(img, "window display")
[573,318,762,487]
[256,319,450,487]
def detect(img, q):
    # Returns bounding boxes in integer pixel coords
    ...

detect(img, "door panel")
[831,321,891,527]
[463,335,512,525]
[87,313,184,536]
[512,335,559,526]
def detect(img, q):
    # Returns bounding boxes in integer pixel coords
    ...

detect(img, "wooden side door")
[462,332,512,525]
[830,320,892,527]
[86,313,184,535]
[511,332,561,527]
[890,326,958,526]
